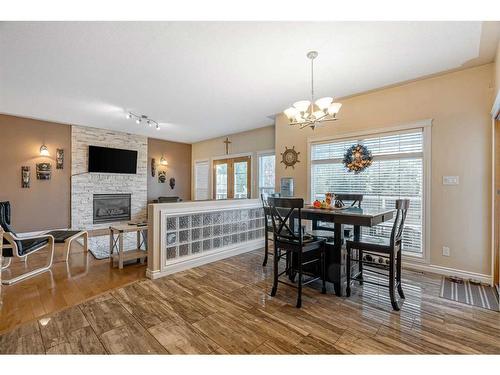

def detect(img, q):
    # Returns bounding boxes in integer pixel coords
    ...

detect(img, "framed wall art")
[36,162,52,180]
[56,148,64,169]
[21,166,30,188]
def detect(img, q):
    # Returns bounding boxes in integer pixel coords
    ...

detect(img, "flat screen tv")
[88,145,138,174]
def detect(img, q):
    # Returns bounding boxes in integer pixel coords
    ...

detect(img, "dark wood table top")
[294,206,395,227]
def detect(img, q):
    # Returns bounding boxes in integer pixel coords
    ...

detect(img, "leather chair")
[0,201,55,285]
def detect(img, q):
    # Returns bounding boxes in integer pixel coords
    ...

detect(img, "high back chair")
[0,201,55,285]
[333,193,363,208]
[267,197,326,308]
[345,199,410,310]
[260,192,280,266]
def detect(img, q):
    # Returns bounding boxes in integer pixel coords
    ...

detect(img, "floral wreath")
[343,144,373,174]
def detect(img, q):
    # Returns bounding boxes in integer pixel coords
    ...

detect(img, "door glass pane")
[215,163,228,200]
[259,154,275,195]
[233,161,248,199]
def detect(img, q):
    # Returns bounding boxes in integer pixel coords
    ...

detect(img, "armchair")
[1,201,55,285]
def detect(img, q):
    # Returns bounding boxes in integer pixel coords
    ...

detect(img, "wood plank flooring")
[1,248,500,354]
[0,241,145,335]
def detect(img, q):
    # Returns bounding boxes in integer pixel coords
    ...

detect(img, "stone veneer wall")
[71,125,148,253]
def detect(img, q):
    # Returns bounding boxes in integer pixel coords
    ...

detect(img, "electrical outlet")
[442,246,450,257]
[443,176,459,185]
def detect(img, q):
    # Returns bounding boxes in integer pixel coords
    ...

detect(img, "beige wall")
[147,138,192,202]
[0,114,71,232]
[495,41,500,97]
[191,125,275,199]
[275,64,495,276]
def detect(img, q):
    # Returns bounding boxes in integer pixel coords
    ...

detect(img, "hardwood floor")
[0,241,145,335]
[1,247,500,354]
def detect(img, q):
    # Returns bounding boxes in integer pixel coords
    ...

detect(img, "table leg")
[83,232,88,255]
[353,225,363,284]
[109,230,114,266]
[353,225,361,241]
[333,222,344,297]
[119,232,124,269]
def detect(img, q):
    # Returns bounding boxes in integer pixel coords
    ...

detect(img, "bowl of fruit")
[312,199,330,209]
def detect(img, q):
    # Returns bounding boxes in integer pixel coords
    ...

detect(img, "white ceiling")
[1,21,498,143]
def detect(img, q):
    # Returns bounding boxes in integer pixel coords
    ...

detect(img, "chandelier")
[283,51,342,130]
[127,112,160,130]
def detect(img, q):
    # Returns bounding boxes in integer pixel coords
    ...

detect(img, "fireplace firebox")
[93,194,131,224]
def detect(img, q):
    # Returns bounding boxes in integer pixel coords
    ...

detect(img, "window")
[310,129,425,256]
[194,160,209,200]
[213,156,251,200]
[258,153,275,196]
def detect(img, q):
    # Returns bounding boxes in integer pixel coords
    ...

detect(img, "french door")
[213,156,251,200]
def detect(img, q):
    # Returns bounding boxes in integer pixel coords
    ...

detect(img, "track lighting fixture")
[127,112,160,130]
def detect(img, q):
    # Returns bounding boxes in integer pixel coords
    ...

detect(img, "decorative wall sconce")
[40,144,49,156]
[160,156,168,166]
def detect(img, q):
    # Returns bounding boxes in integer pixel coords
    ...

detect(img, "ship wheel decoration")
[280,146,300,169]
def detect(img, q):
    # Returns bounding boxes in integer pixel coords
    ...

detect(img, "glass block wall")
[165,207,265,264]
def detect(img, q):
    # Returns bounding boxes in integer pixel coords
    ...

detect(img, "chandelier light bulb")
[156,124,160,130]
[293,100,310,113]
[136,118,141,124]
[284,107,299,120]
[315,97,333,110]
[327,102,342,115]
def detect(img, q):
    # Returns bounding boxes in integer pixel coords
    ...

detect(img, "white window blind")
[311,129,424,255]
[194,160,209,200]
[258,154,275,196]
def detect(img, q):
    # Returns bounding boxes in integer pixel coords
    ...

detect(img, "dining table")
[289,205,395,296]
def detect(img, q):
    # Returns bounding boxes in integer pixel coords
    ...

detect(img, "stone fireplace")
[71,126,147,257]
[93,193,131,224]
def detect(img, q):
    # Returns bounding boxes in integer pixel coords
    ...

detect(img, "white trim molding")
[403,262,493,286]
[307,118,433,144]
[146,239,264,279]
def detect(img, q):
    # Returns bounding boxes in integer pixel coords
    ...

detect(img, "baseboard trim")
[147,239,264,280]
[403,261,493,285]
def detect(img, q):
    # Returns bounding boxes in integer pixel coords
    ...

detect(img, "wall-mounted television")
[88,145,138,174]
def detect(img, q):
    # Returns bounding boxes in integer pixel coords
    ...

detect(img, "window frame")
[257,150,276,197]
[307,119,432,264]
[193,159,210,201]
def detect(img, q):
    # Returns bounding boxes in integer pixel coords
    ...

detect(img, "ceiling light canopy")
[127,112,160,130]
[283,51,342,130]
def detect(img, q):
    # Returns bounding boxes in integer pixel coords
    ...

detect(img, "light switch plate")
[442,246,450,257]
[443,176,459,185]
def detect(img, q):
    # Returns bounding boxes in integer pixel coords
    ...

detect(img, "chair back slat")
[390,199,410,247]
[333,194,363,208]
[267,197,304,243]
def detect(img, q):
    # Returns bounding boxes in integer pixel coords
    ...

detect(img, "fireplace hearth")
[93,194,131,224]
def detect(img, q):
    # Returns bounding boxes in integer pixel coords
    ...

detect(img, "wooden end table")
[109,224,148,269]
